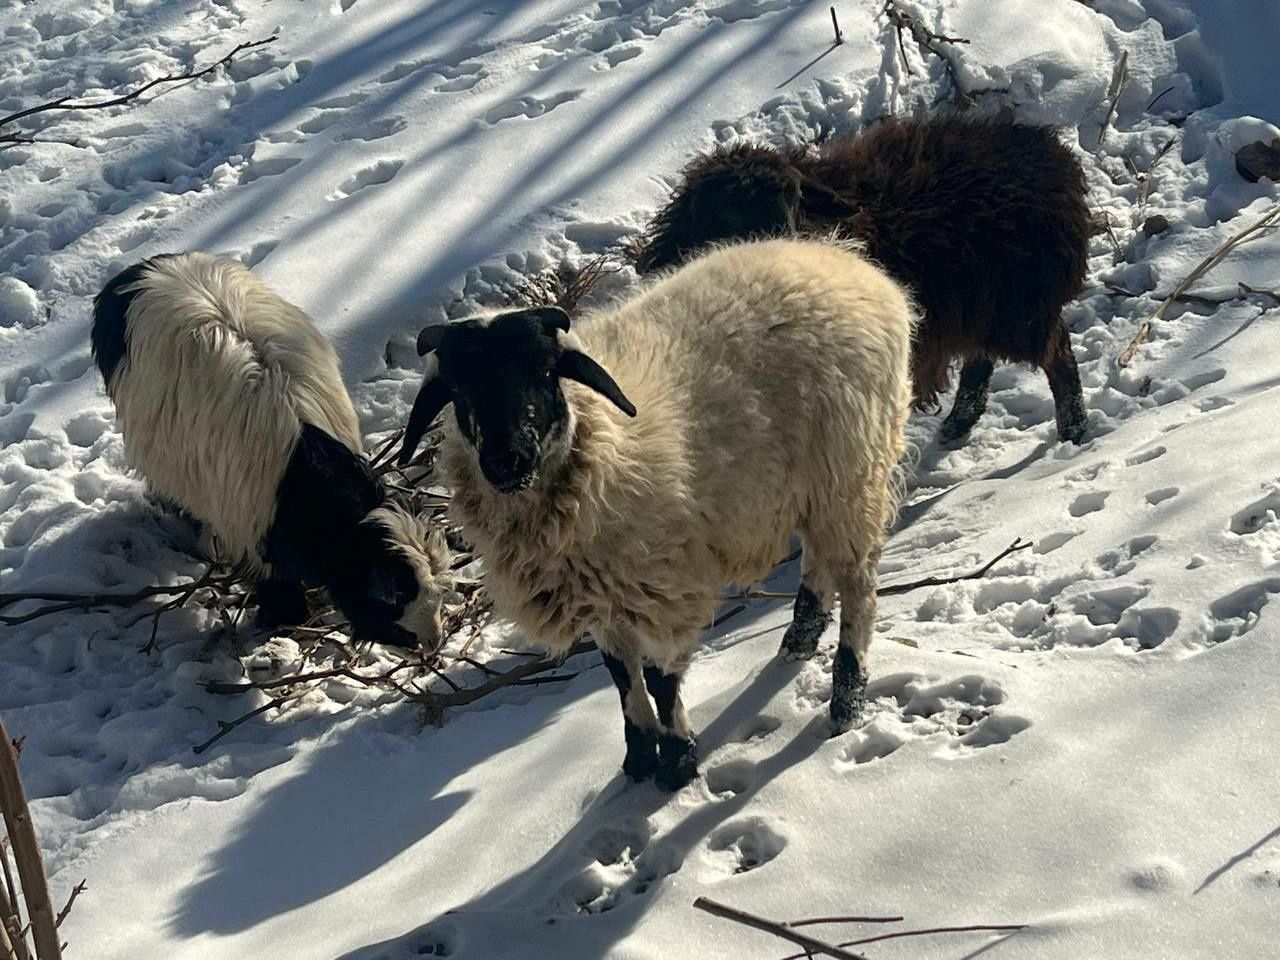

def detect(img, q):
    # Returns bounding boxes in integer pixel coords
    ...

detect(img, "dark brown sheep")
[631,115,1092,444]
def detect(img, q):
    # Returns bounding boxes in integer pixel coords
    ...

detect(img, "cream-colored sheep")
[400,238,915,789]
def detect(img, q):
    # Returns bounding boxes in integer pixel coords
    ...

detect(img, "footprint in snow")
[329,160,403,200]
[483,90,583,125]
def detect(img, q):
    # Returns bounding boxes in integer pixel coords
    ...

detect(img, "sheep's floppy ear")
[528,305,571,335]
[556,350,637,417]
[417,324,449,356]
[797,175,857,219]
[398,376,452,467]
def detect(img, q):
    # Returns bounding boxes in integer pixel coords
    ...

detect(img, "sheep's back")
[811,116,1090,363]
[110,254,362,565]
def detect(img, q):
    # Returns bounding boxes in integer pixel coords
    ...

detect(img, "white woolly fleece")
[108,252,362,568]
[442,238,917,671]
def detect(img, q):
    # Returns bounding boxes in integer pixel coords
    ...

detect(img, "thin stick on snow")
[52,883,85,931]
[723,538,1033,604]
[787,915,905,927]
[1118,203,1280,365]
[777,923,1029,959]
[830,7,844,45]
[692,898,870,960]
[0,568,242,628]
[191,693,305,755]
[1146,84,1176,112]
[0,841,29,960]
[1098,50,1129,144]
[882,0,970,85]
[0,36,278,145]
[0,720,60,960]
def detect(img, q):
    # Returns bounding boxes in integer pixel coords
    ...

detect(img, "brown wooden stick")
[1118,203,1280,365]
[0,838,26,960]
[52,883,85,931]
[692,897,869,960]
[779,922,1029,958]
[191,693,304,755]
[0,569,240,628]
[0,37,278,140]
[787,914,904,927]
[0,846,29,960]
[0,720,60,960]
[724,538,1033,604]
[830,6,843,45]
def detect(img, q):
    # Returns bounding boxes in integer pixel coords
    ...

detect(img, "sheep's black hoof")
[253,579,308,628]
[779,585,829,661]
[1055,407,1088,445]
[829,645,868,734]
[622,726,659,782]
[937,414,977,446]
[654,735,699,792]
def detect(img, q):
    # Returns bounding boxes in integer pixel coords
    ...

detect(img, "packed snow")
[1,0,1278,957]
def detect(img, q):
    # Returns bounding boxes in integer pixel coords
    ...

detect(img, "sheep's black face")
[440,313,570,494]
[398,306,638,482]
[331,535,422,649]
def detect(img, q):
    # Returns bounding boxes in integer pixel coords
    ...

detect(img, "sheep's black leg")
[601,651,659,782]
[830,567,875,732]
[254,577,308,628]
[1044,320,1087,444]
[781,543,834,661]
[938,357,994,444]
[643,666,699,792]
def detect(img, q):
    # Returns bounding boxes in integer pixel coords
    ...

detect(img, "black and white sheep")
[92,252,451,648]
[398,238,914,790]
[631,114,1092,445]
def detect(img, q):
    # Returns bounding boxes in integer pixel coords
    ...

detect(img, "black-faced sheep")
[631,114,1092,445]
[92,252,451,648]
[399,239,914,790]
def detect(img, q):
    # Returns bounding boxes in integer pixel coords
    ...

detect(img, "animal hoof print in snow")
[655,738,699,792]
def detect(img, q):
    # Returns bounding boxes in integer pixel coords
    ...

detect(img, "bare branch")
[0,837,30,960]
[787,915,905,927]
[692,897,870,960]
[53,883,85,930]
[779,922,1029,958]
[883,0,971,95]
[1119,203,1280,365]
[191,693,305,755]
[0,568,241,628]
[0,37,278,143]
[0,718,61,960]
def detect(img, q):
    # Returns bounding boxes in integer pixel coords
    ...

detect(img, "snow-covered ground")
[2,0,1279,957]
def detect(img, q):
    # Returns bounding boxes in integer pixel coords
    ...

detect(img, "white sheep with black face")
[92,251,451,648]
[399,238,914,790]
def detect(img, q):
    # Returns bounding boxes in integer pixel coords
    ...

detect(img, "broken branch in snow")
[0,36,278,146]
[1098,50,1129,144]
[1118,203,1280,365]
[880,0,987,105]
[0,718,61,960]
[692,897,870,960]
[191,693,305,755]
[722,538,1034,606]
[830,7,844,46]
[1107,280,1280,310]
[0,568,243,630]
[52,882,85,932]
[776,922,1029,959]
[1,837,28,960]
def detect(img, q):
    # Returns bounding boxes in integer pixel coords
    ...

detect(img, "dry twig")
[723,538,1033,607]
[0,719,60,960]
[882,0,979,103]
[778,922,1027,959]
[0,37,278,147]
[509,254,621,316]
[693,897,870,960]
[1098,50,1129,145]
[1118,204,1280,365]
[0,568,241,629]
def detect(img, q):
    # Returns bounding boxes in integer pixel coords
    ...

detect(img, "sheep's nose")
[481,448,536,492]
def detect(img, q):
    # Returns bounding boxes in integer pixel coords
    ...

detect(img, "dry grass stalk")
[1098,50,1129,144]
[0,720,60,960]
[509,254,621,316]
[1118,203,1280,365]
